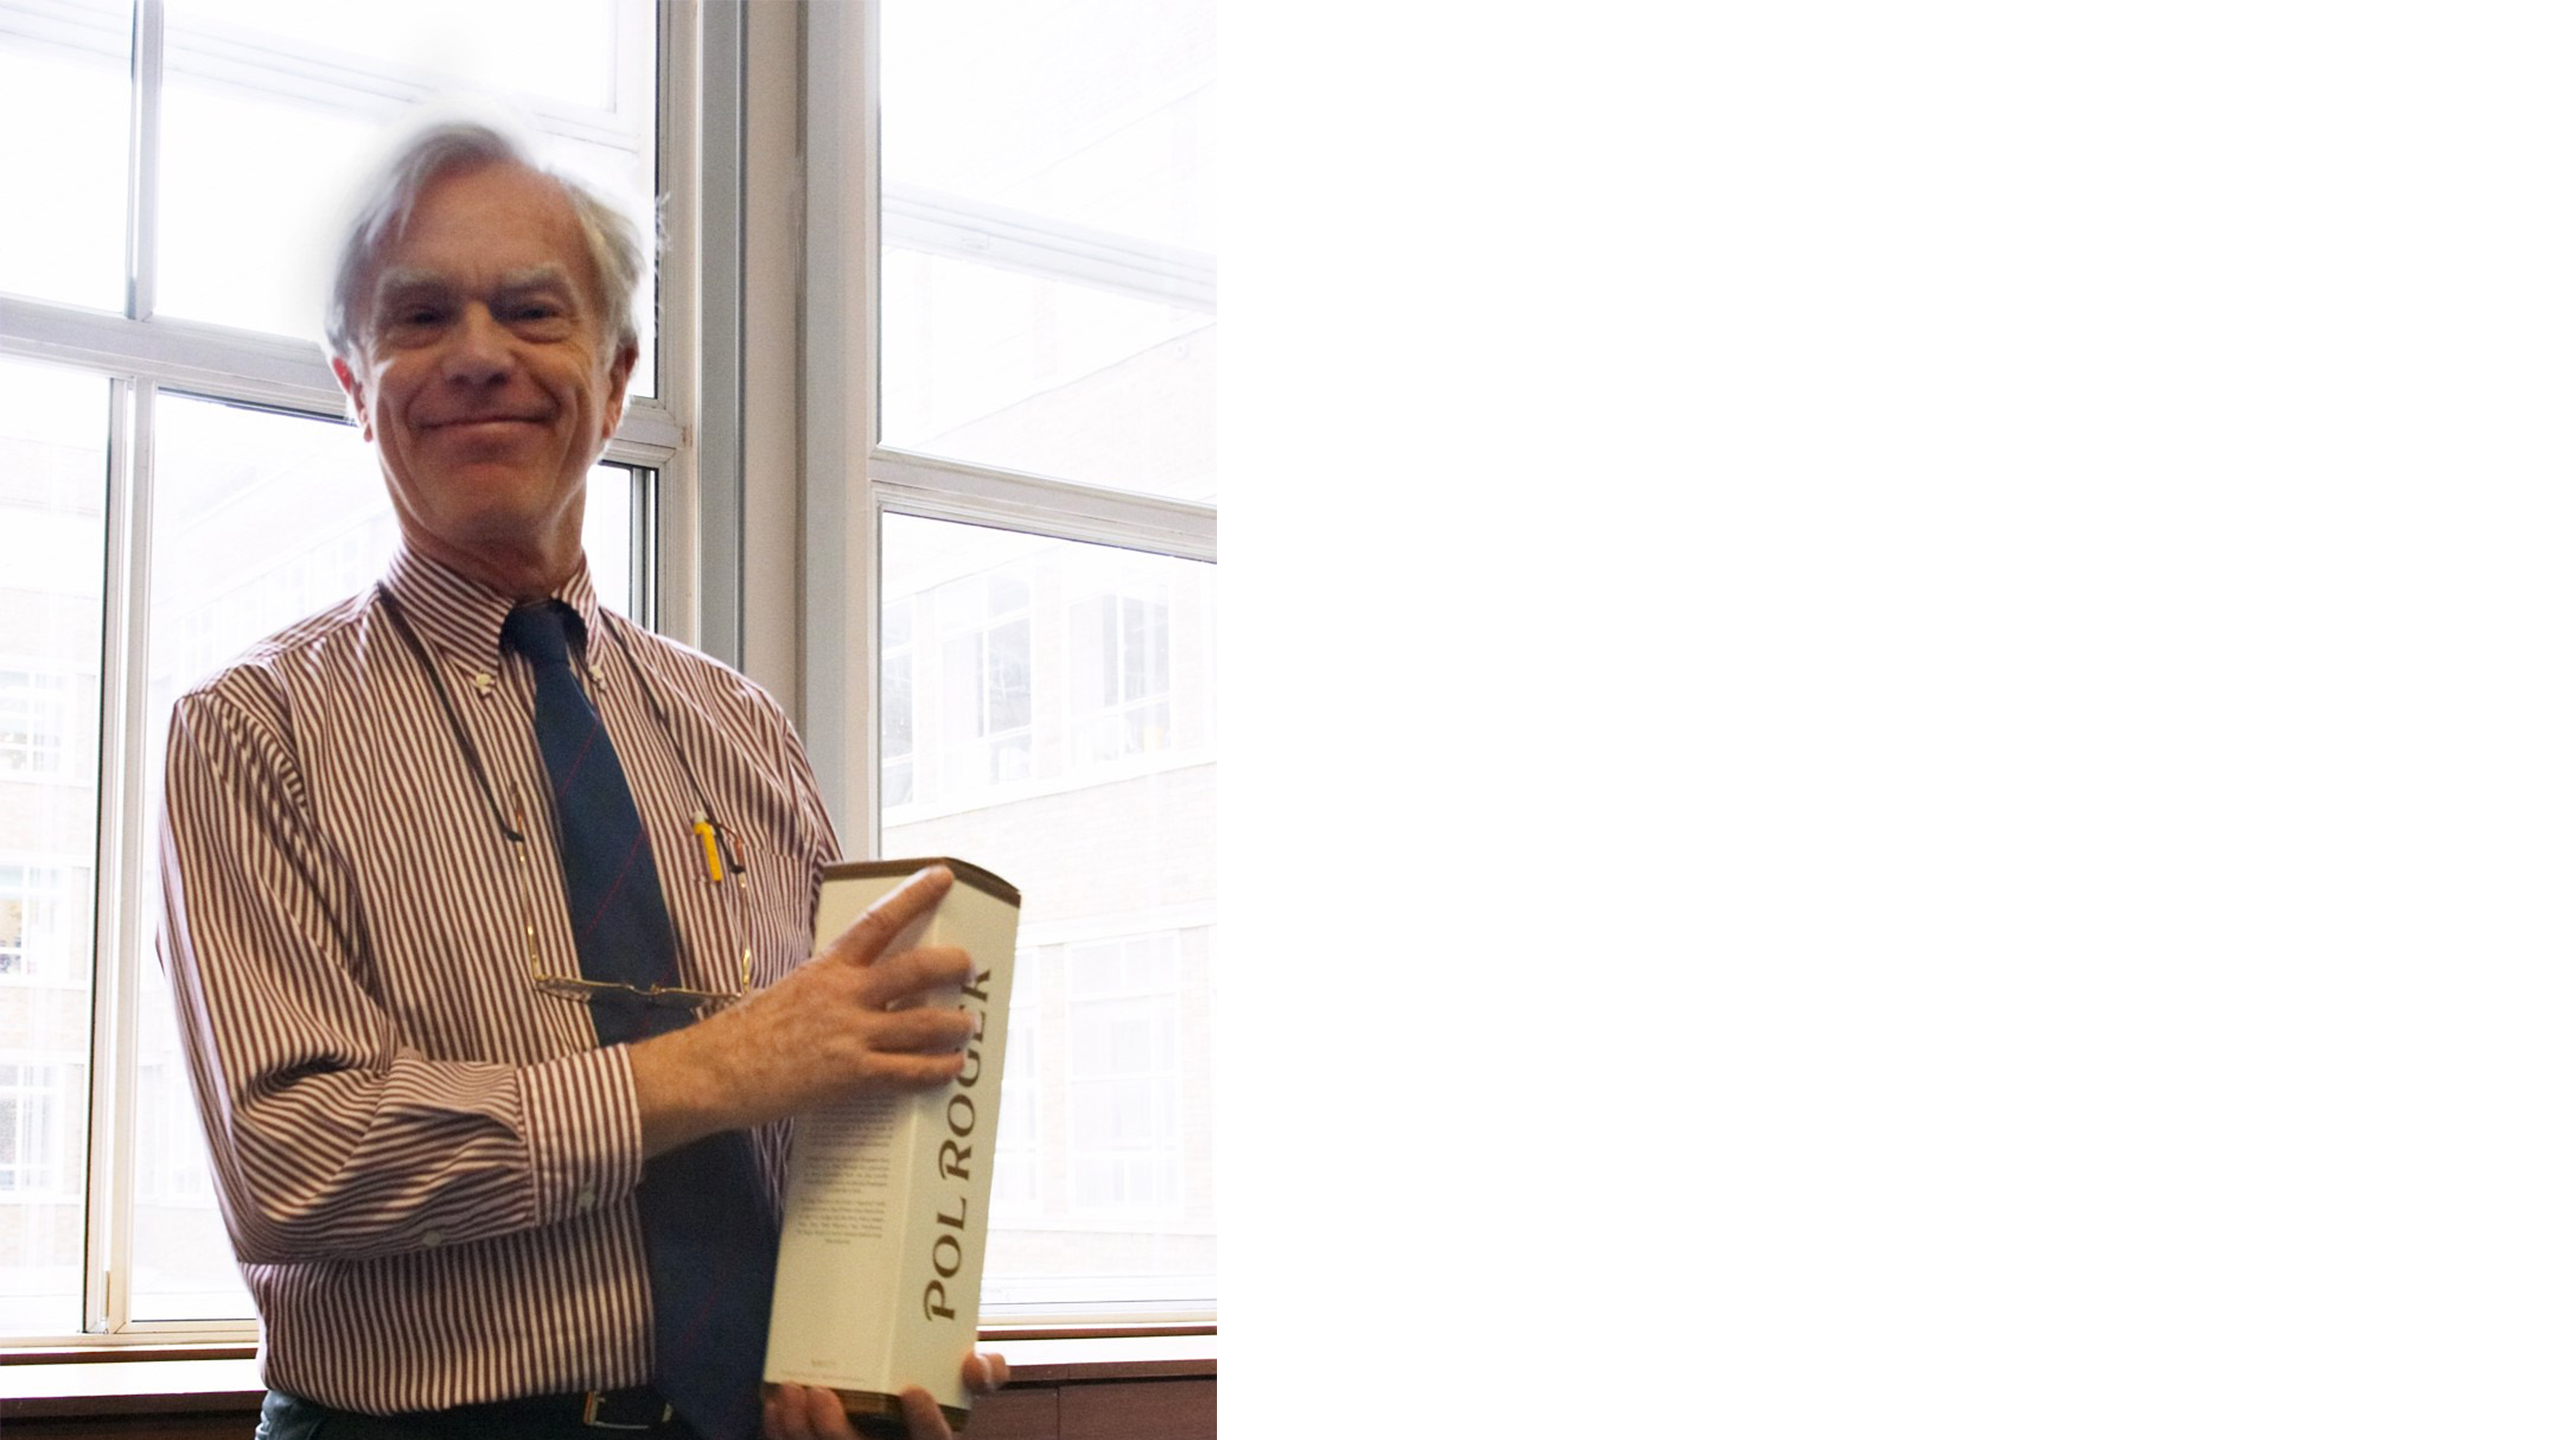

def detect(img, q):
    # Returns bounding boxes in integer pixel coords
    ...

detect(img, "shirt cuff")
[517,1044,646,1226]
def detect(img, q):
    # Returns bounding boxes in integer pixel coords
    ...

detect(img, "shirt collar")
[380,543,602,670]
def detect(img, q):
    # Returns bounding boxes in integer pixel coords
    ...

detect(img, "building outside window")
[881,598,916,807]
[1065,933,1183,1214]
[0,1059,80,1197]
[0,865,87,983]
[991,946,1038,1208]
[0,670,76,777]
[1069,585,1172,770]
[940,571,1035,792]
[858,0,1218,1320]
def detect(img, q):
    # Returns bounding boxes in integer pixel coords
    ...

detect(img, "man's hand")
[763,1353,1011,1440]
[631,866,977,1156]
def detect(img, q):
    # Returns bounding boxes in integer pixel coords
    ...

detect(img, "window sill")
[0,1333,1215,1420]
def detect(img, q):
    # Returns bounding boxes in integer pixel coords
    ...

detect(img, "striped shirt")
[157,544,838,1413]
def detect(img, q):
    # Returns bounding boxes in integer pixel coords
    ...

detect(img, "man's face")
[331,161,635,594]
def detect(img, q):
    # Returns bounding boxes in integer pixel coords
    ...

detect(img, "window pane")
[155,0,659,394]
[880,515,1214,1317]
[0,0,131,312]
[582,462,639,616]
[0,357,109,1335]
[879,0,1216,501]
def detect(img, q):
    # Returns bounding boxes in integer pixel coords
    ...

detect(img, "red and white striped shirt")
[158,544,838,1413]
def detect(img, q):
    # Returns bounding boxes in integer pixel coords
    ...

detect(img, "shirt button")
[472,671,494,696]
[421,1229,445,1248]
[576,1188,597,1211]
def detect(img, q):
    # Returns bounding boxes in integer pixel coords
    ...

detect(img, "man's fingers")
[824,866,954,967]
[859,1049,972,1090]
[856,945,975,1009]
[896,1386,955,1440]
[868,1003,975,1052]
[963,1351,1009,1394]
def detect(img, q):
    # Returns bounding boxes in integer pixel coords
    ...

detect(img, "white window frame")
[0,0,710,1349]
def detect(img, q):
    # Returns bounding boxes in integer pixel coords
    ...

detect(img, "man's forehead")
[384,163,586,266]
[357,163,597,311]
[371,262,579,296]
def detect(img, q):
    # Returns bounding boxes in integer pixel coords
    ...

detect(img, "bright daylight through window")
[873,0,1217,1320]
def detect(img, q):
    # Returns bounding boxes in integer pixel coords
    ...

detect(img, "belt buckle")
[580,1390,672,1430]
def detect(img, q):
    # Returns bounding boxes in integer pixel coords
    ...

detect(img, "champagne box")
[765,857,1021,1435]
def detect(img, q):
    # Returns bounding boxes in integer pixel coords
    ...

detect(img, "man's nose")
[437,304,515,384]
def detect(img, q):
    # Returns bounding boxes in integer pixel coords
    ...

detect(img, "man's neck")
[405,530,578,601]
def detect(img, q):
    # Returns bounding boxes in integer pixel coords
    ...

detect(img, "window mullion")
[870,448,1216,565]
[83,376,155,1338]
[0,299,340,413]
[126,0,162,322]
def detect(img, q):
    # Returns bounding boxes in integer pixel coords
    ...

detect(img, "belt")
[262,1387,694,1438]
[451,1388,686,1432]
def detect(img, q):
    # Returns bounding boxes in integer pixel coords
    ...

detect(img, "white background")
[1222,3,2560,1434]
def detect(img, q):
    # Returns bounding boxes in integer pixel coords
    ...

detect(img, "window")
[1069,583,1173,770]
[941,571,1036,790]
[0,865,89,983]
[881,599,916,806]
[1065,934,1184,1214]
[0,670,78,777]
[991,948,1038,1208]
[816,0,1219,1323]
[0,0,670,1342]
[0,1059,83,1198]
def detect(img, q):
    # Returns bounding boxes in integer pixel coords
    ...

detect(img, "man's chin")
[424,425,558,466]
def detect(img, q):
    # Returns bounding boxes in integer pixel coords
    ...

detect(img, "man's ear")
[602,339,638,438]
[331,355,373,442]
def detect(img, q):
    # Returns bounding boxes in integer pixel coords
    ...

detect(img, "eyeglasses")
[508,792,753,1011]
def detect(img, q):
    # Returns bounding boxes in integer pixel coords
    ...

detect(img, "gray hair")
[323,118,647,366]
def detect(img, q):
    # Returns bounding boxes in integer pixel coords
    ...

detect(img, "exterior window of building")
[941,573,1035,791]
[860,0,1217,1311]
[1069,588,1172,768]
[882,599,916,807]
[1065,934,1183,1214]
[0,866,83,983]
[991,946,1038,1207]
[0,1059,81,1197]
[0,670,74,776]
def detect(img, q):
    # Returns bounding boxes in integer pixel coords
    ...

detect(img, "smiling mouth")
[426,416,548,430]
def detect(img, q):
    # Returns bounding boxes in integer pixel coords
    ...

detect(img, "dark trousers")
[257,1388,705,1440]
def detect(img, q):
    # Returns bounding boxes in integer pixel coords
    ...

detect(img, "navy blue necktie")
[505,601,777,1440]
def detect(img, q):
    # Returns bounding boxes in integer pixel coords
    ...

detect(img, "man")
[158,119,1003,1440]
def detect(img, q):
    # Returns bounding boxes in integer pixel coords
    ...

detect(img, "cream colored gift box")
[765,858,1020,1435]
